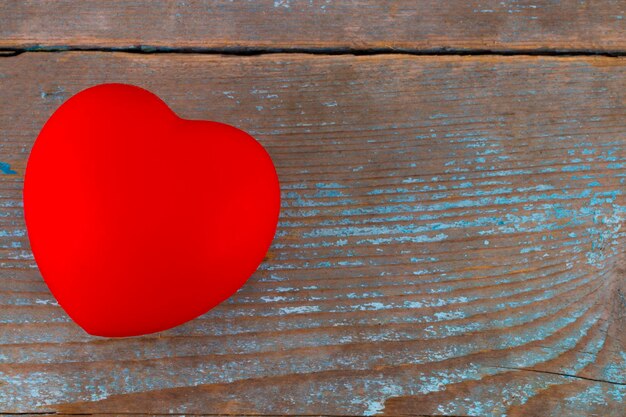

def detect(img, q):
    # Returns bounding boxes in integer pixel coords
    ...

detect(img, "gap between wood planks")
[0,45,625,58]
[0,413,471,417]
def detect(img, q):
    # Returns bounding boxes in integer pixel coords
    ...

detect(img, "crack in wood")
[487,365,626,386]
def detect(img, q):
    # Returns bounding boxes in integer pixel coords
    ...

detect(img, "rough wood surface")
[1,0,625,52]
[0,52,625,416]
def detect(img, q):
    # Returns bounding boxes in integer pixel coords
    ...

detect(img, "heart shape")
[24,84,280,337]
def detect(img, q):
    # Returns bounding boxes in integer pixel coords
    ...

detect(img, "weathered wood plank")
[0,52,625,416]
[1,0,625,52]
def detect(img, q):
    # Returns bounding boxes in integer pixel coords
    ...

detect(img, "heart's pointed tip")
[78,322,146,338]
[81,327,122,338]
[82,327,150,339]
[78,320,173,338]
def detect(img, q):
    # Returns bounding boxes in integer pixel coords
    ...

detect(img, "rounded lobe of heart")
[23,84,281,337]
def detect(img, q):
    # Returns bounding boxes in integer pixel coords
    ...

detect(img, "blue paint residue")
[0,162,16,175]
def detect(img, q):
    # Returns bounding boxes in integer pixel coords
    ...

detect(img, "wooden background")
[1,1,625,416]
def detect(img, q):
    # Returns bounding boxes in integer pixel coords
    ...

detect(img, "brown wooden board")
[0,52,625,415]
[0,0,625,52]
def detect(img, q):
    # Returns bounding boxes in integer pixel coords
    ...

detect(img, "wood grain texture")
[1,0,625,52]
[0,52,625,416]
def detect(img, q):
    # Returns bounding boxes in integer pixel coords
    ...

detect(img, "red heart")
[24,84,280,337]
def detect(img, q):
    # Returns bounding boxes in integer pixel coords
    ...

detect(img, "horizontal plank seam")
[0,46,625,58]
[0,412,472,417]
